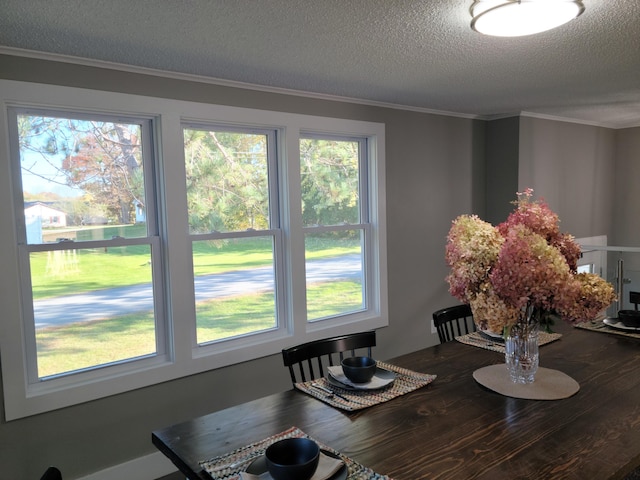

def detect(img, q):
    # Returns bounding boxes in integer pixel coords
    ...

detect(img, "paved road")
[34,254,362,327]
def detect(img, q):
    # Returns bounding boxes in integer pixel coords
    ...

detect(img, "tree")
[183,132,361,234]
[300,138,360,226]
[19,115,144,225]
[183,129,269,233]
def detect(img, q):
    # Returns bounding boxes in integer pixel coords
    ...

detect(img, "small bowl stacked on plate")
[265,437,320,480]
[618,310,640,328]
[340,356,377,383]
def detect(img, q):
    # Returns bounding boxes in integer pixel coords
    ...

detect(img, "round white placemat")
[473,364,580,400]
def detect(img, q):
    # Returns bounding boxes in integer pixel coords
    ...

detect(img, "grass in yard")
[307,280,364,320]
[195,292,277,343]
[36,281,363,376]
[30,232,360,300]
[36,311,156,378]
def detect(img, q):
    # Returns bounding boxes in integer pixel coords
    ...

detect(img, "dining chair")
[40,467,62,480]
[281,331,376,385]
[432,304,476,344]
[630,291,640,310]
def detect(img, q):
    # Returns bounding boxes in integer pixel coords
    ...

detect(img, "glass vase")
[505,305,540,384]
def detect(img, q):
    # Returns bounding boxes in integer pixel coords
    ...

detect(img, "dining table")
[152,320,640,480]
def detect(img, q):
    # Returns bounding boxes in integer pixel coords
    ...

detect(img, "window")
[0,80,386,419]
[300,136,369,321]
[182,125,282,344]
[11,110,164,382]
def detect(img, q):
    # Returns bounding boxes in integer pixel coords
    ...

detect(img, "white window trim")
[7,108,169,390]
[0,79,387,420]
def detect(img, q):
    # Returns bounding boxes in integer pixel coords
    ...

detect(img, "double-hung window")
[9,108,166,381]
[300,135,370,321]
[182,124,283,344]
[0,80,386,420]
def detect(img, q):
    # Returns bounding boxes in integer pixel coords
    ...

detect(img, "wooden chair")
[630,291,640,310]
[282,331,376,384]
[432,304,476,344]
[40,467,62,480]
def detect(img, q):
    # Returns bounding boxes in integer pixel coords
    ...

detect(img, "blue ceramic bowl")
[265,438,320,480]
[341,356,377,383]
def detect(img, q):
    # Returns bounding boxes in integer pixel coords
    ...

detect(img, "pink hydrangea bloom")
[557,273,616,324]
[497,188,559,241]
[490,224,577,311]
[445,215,502,302]
[445,189,616,332]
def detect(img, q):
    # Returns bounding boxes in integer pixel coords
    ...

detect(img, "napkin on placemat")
[239,451,344,480]
[456,331,562,353]
[295,361,436,411]
[199,426,394,480]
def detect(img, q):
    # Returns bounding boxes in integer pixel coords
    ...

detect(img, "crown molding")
[520,111,640,130]
[0,46,480,120]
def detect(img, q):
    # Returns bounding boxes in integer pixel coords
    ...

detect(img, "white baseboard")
[77,452,177,480]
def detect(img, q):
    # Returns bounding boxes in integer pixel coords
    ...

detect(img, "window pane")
[32,246,156,378]
[305,230,365,321]
[183,128,270,234]
[18,114,147,242]
[193,237,277,344]
[14,112,158,380]
[300,138,360,227]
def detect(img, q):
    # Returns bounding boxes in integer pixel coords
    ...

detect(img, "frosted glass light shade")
[471,0,585,37]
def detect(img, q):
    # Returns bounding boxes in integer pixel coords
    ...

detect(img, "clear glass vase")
[505,305,540,384]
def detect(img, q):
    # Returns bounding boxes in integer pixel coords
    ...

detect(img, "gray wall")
[0,54,633,479]
[485,116,520,225]
[613,127,640,247]
[518,116,617,239]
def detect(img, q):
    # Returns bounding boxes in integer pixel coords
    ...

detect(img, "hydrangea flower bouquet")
[445,189,616,383]
[445,189,615,335]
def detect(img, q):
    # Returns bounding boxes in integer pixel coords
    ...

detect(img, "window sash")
[8,107,167,387]
[182,124,280,234]
[189,229,287,345]
[183,124,288,344]
[299,134,372,323]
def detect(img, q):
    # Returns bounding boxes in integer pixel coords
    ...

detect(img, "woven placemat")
[295,361,436,411]
[199,426,393,480]
[455,331,562,353]
[575,319,640,339]
[473,364,580,400]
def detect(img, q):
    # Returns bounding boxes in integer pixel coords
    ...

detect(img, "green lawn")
[31,228,360,299]
[37,281,362,378]
[37,311,156,378]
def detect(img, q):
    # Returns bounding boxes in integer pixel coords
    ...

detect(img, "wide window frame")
[8,107,168,389]
[0,80,387,420]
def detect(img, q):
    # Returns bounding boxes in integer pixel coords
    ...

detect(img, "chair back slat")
[281,331,377,385]
[432,304,476,344]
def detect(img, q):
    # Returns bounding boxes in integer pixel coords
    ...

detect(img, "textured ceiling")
[1,0,639,128]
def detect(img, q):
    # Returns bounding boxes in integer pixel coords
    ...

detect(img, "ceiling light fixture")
[470,0,585,37]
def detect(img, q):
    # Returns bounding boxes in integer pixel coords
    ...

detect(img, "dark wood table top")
[152,322,640,480]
